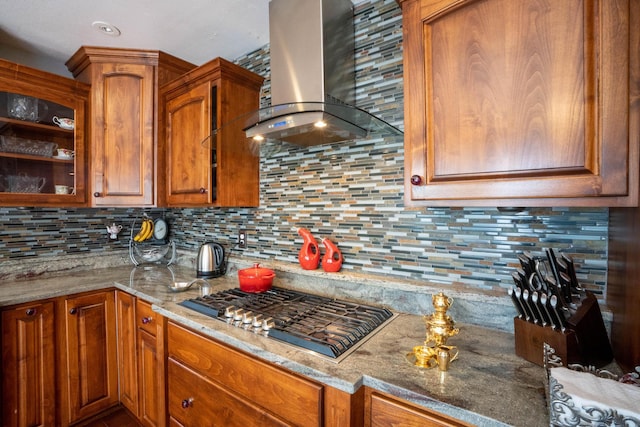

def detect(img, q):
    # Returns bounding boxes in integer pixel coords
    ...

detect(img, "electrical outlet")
[238,229,247,249]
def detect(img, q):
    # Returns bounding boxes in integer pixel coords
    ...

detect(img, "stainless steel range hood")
[219,0,402,148]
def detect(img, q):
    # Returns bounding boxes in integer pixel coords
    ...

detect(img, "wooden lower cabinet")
[3,293,474,427]
[116,291,139,416]
[116,291,165,427]
[136,299,165,427]
[364,388,472,427]
[168,358,288,426]
[167,321,342,426]
[59,290,118,425]
[1,291,118,426]
[1,301,56,427]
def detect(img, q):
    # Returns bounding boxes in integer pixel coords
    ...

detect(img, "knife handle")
[522,289,539,324]
[511,271,524,290]
[508,287,525,319]
[561,253,583,292]
[531,291,549,327]
[550,295,567,332]
[515,287,532,322]
[539,293,556,330]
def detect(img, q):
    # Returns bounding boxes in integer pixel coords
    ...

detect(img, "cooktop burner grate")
[179,287,394,361]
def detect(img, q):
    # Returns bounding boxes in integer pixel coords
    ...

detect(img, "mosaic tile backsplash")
[0,0,608,302]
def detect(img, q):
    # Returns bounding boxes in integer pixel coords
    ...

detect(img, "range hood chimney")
[222,0,402,149]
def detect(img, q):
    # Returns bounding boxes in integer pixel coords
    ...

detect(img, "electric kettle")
[197,242,226,278]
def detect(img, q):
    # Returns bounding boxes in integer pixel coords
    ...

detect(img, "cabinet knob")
[93,192,101,198]
[25,308,36,316]
[410,175,423,186]
[141,316,152,324]
[199,187,207,194]
[181,397,194,408]
[69,308,78,315]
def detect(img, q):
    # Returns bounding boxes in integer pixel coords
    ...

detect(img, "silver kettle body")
[197,242,226,278]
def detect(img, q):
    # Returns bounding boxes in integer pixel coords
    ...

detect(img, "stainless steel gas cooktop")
[179,287,395,362]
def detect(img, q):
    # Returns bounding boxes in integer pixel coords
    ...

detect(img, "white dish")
[52,155,73,160]
[53,116,75,130]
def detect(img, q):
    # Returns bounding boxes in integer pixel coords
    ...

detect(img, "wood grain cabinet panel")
[139,329,163,427]
[136,299,165,427]
[168,359,289,427]
[1,301,56,427]
[115,292,166,427]
[167,321,323,426]
[66,47,195,207]
[161,58,264,207]
[365,388,473,427]
[116,291,139,417]
[164,82,211,205]
[59,290,118,425]
[399,0,639,206]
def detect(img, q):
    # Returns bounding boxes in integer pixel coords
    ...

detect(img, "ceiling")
[0,0,274,76]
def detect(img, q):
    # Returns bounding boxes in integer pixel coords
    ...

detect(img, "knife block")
[514,317,580,367]
[514,292,613,367]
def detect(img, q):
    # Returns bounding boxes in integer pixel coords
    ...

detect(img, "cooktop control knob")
[224,306,236,318]
[241,311,253,324]
[262,317,274,331]
[233,308,245,321]
[252,315,263,328]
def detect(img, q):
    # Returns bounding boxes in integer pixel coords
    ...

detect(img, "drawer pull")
[181,397,194,408]
[69,308,78,315]
[141,316,152,324]
[25,308,36,316]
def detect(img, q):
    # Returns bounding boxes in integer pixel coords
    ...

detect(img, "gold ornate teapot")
[407,292,460,370]
[424,292,459,346]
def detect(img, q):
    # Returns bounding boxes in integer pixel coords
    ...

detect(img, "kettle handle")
[210,242,225,272]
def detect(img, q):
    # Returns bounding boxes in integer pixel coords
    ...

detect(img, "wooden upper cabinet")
[164,82,212,205]
[161,57,264,207]
[399,0,639,206]
[0,59,89,207]
[66,47,195,207]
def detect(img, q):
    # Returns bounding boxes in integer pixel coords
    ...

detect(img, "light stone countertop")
[0,263,548,427]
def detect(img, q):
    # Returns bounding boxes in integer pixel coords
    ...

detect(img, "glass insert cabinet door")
[0,90,83,204]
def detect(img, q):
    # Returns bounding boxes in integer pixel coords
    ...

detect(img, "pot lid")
[238,263,275,278]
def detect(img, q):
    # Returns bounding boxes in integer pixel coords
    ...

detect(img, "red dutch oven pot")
[238,263,276,293]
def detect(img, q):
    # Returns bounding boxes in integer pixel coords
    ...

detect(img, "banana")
[140,219,154,241]
[134,219,150,242]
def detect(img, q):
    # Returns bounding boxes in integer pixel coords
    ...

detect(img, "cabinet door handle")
[141,316,152,324]
[93,192,101,198]
[410,175,423,186]
[25,308,36,316]
[181,397,194,408]
[69,308,78,315]
[199,187,207,194]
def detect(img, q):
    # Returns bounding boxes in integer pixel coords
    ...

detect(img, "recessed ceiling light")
[92,21,121,37]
